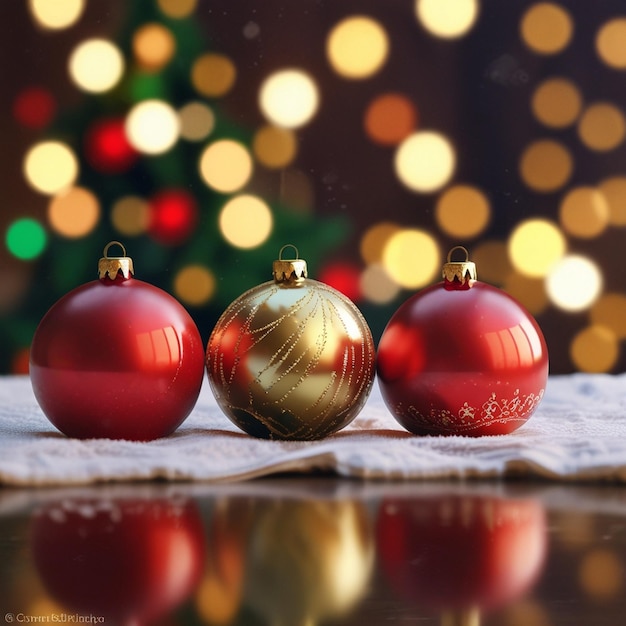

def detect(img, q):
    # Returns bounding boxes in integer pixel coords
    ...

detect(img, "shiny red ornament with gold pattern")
[30,242,205,441]
[376,246,549,436]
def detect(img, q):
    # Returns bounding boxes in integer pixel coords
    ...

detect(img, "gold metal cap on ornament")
[98,241,134,280]
[442,245,477,285]
[272,244,307,286]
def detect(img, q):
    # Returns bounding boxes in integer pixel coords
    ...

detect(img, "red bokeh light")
[84,118,138,173]
[13,86,56,129]
[148,189,199,246]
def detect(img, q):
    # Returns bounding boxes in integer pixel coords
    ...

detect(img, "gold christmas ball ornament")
[206,245,376,440]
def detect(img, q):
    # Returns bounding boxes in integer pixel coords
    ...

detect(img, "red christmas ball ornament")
[148,189,199,246]
[84,117,138,173]
[31,497,205,624]
[30,241,205,440]
[377,246,549,436]
[376,494,547,620]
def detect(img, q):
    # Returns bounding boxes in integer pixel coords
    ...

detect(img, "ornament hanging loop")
[273,243,307,286]
[99,240,135,280]
[442,245,477,288]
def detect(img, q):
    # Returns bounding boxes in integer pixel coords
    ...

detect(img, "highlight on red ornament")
[12,86,56,129]
[84,117,138,173]
[148,189,199,246]
[377,245,549,436]
[29,241,205,440]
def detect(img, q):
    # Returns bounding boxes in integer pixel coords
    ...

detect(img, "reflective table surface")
[1,477,626,625]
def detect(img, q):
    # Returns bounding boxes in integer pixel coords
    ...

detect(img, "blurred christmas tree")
[2,0,348,373]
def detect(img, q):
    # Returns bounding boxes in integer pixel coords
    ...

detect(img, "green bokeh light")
[6,218,47,260]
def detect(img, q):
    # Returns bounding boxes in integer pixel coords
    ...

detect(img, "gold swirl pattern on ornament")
[401,388,544,434]
[207,281,375,439]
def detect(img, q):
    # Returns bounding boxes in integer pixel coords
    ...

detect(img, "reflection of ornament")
[84,117,138,173]
[30,242,205,440]
[206,245,375,440]
[376,494,547,623]
[148,189,199,246]
[220,498,373,625]
[31,496,205,624]
[377,246,549,436]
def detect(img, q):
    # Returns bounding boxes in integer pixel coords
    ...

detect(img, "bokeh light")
[394,131,455,193]
[174,265,216,306]
[559,187,609,238]
[219,194,273,249]
[503,273,548,315]
[68,39,124,93]
[509,219,566,278]
[599,177,626,226]
[360,222,401,265]
[191,53,237,98]
[179,102,215,141]
[415,0,479,39]
[132,23,175,72]
[579,549,625,599]
[125,99,179,154]
[382,229,439,289]
[360,264,401,304]
[259,69,319,129]
[577,102,626,151]
[28,0,84,30]
[148,190,198,245]
[531,77,582,128]
[318,262,362,302]
[253,125,297,169]
[5,218,47,260]
[13,87,56,129]
[110,196,150,236]
[157,0,197,19]
[520,2,573,55]
[435,185,491,238]
[519,139,573,192]
[48,187,100,238]
[84,117,138,173]
[364,93,418,145]
[199,139,253,193]
[326,15,389,79]
[23,141,78,195]
[571,326,619,373]
[546,254,602,312]
[472,240,512,284]
[596,18,626,70]
[591,293,626,339]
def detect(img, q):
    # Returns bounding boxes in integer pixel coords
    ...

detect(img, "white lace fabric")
[1,374,625,485]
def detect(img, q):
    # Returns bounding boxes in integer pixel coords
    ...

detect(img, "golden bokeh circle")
[253,125,297,169]
[546,255,603,312]
[174,265,216,306]
[382,229,440,289]
[591,293,626,339]
[571,327,619,373]
[596,18,626,70]
[364,93,417,145]
[360,264,401,304]
[157,0,197,18]
[520,2,573,55]
[48,186,100,238]
[110,196,150,236]
[23,141,79,195]
[472,240,512,284]
[360,222,400,265]
[519,139,573,192]
[578,548,625,599]
[578,102,626,151]
[531,77,582,128]
[503,272,548,316]
[199,140,253,193]
[559,186,609,238]
[395,131,456,193]
[68,38,124,93]
[326,15,389,79]
[179,101,215,142]
[219,194,273,249]
[435,185,491,238]
[415,0,479,39]
[191,53,237,98]
[132,23,175,71]
[598,176,626,226]
[508,219,566,278]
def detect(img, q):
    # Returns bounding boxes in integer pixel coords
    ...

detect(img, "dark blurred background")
[2,0,626,375]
